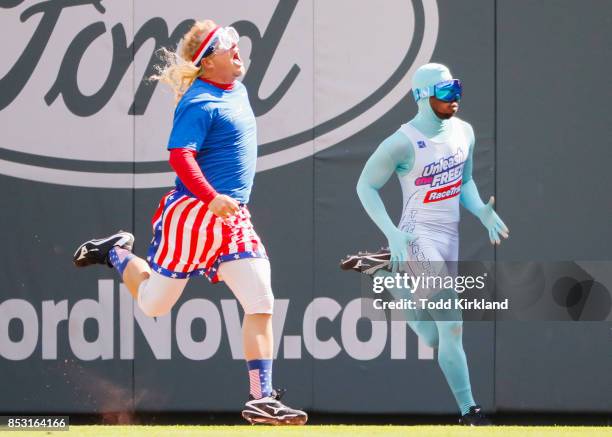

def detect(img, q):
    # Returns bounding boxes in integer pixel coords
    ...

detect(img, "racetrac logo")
[0,0,438,188]
[423,179,461,203]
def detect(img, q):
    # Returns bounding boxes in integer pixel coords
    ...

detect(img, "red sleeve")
[169,148,218,203]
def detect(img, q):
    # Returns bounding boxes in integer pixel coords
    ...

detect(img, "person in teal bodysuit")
[355,63,508,425]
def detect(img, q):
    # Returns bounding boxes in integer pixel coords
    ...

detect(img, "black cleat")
[340,247,391,275]
[73,231,134,268]
[242,389,308,425]
[459,405,492,426]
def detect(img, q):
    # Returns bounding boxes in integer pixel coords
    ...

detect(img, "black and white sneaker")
[242,389,308,425]
[73,231,134,268]
[340,247,391,275]
[459,405,492,426]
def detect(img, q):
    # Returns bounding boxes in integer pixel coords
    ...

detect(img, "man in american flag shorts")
[73,19,307,425]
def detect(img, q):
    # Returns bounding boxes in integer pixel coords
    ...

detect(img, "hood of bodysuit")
[412,63,453,121]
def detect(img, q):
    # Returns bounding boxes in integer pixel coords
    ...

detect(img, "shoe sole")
[339,253,390,274]
[73,232,134,267]
[241,410,308,426]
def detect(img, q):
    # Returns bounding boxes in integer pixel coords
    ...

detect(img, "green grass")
[3,425,612,437]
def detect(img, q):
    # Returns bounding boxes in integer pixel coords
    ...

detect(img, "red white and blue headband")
[191,26,222,67]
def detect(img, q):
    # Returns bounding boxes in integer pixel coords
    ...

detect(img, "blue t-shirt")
[167,79,257,204]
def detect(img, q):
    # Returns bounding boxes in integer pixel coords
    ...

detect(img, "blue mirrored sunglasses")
[413,79,462,102]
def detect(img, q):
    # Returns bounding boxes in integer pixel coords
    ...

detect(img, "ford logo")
[0,0,438,188]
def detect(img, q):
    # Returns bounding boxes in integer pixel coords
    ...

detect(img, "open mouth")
[232,52,243,66]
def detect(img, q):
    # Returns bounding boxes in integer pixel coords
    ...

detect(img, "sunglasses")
[413,79,462,102]
[204,27,239,58]
[192,26,240,66]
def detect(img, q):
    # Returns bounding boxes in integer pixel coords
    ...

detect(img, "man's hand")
[208,194,239,219]
[477,196,509,245]
[386,227,418,272]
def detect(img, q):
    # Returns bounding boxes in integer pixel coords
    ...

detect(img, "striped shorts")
[146,190,267,283]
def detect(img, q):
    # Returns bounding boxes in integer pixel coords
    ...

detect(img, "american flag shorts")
[146,189,267,283]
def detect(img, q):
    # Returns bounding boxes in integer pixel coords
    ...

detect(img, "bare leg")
[242,313,273,360]
[121,257,151,299]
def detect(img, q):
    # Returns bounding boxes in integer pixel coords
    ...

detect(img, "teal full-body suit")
[356,63,508,414]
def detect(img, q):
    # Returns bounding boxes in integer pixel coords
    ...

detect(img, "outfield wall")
[1,0,611,414]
